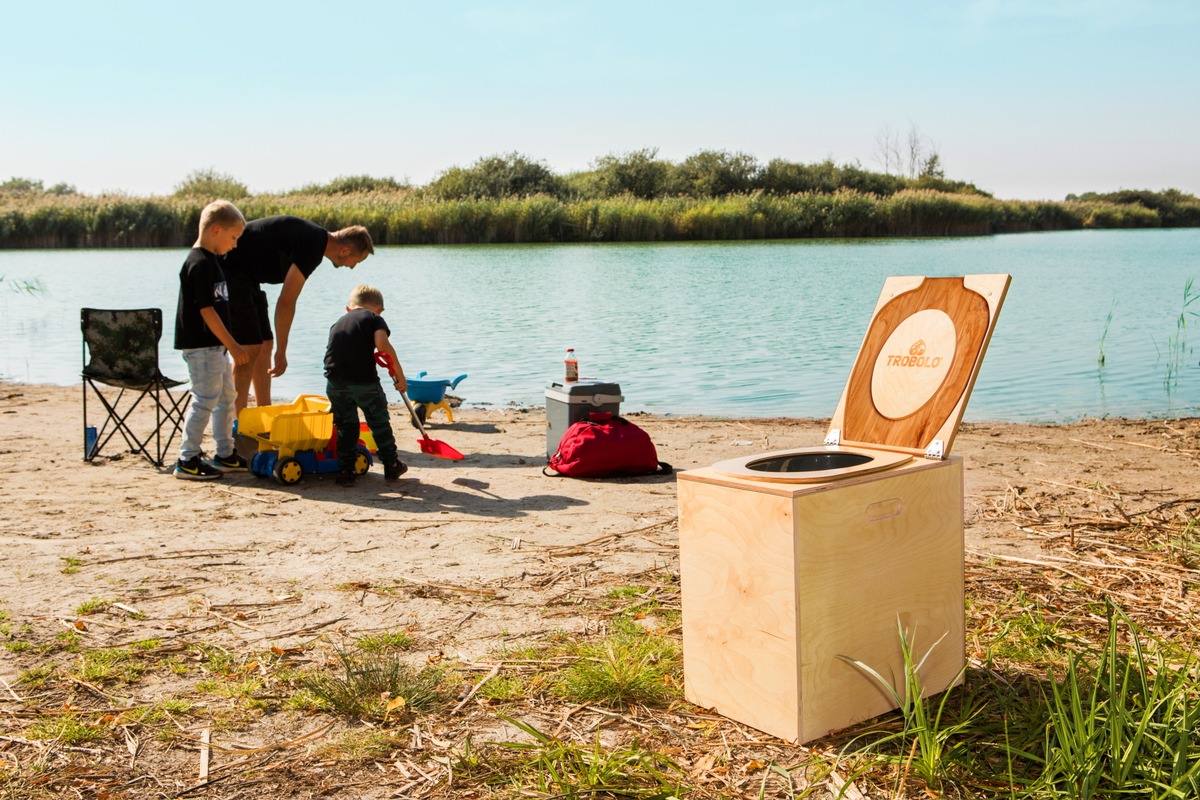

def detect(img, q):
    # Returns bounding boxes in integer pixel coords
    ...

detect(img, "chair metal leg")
[84,379,184,467]
[150,378,190,466]
[83,380,90,460]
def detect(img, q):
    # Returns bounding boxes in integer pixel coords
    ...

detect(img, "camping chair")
[82,308,190,466]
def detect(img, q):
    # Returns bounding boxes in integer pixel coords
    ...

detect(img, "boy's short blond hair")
[199,200,246,231]
[333,225,375,256]
[349,284,384,310]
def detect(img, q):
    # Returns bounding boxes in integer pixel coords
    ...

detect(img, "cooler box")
[545,380,623,459]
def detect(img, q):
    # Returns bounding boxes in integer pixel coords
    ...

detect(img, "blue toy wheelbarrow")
[405,371,467,427]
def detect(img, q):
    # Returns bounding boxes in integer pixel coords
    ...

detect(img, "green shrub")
[580,148,675,199]
[288,175,409,195]
[675,149,759,197]
[426,152,567,200]
[172,168,249,201]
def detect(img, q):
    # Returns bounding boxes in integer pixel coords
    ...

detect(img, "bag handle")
[543,461,672,478]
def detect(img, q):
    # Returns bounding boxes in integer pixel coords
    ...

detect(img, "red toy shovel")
[374,352,465,461]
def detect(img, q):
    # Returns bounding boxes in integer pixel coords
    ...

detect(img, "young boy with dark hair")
[323,284,408,486]
[173,200,250,480]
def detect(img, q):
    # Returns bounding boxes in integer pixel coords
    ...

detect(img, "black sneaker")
[384,459,408,480]
[211,452,249,472]
[174,456,222,481]
[335,471,357,487]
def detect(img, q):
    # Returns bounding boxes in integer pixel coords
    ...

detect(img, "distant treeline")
[2,151,1198,248]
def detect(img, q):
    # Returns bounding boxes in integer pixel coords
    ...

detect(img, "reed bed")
[0,188,1191,248]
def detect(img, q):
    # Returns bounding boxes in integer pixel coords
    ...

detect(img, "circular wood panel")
[870,309,957,419]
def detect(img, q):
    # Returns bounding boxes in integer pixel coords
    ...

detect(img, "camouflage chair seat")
[82,308,190,467]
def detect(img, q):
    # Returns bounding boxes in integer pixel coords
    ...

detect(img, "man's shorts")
[226,280,273,346]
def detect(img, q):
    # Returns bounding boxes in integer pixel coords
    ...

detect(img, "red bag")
[545,412,672,479]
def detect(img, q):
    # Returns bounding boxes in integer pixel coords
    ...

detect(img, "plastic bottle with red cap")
[564,348,578,383]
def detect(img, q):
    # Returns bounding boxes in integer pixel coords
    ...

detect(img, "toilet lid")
[828,274,1010,458]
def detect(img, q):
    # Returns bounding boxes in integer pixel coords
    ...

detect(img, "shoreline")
[5,378,1196,428]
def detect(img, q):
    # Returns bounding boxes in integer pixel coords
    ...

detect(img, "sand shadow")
[402,450,546,471]
[343,478,588,518]
[228,470,589,519]
[411,421,504,435]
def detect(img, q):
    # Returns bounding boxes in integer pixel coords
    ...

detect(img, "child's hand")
[229,344,249,366]
[393,376,407,393]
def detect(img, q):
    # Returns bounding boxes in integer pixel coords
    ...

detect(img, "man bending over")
[222,215,374,411]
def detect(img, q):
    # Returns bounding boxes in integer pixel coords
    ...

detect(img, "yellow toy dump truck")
[236,395,374,484]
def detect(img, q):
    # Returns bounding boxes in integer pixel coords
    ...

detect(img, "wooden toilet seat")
[712,446,913,484]
[713,275,1010,483]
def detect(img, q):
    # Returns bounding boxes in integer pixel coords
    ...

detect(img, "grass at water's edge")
[1,188,1191,248]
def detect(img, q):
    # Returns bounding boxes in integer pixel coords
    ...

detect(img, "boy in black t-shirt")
[323,285,408,486]
[173,200,249,480]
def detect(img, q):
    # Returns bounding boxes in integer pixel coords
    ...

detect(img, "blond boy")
[172,200,249,480]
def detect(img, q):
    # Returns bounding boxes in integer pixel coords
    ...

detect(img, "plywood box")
[676,274,1009,743]
[677,458,965,744]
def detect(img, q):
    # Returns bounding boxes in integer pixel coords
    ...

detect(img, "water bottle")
[564,348,579,383]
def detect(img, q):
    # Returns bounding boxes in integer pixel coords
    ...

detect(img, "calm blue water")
[1,230,1197,421]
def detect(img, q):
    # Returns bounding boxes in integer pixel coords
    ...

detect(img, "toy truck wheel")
[409,403,427,428]
[353,446,372,476]
[273,457,303,485]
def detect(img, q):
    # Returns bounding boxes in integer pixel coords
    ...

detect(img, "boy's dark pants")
[326,380,399,473]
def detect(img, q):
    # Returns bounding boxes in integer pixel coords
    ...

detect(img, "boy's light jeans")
[180,346,235,461]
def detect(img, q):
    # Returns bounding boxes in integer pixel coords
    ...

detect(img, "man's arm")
[375,330,406,393]
[199,307,249,365]
[270,265,308,377]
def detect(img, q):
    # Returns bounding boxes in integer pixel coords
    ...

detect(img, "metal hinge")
[823,429,841,446]
[925,439,945,460]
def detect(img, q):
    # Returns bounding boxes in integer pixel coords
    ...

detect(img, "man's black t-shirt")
[174,247,231,349]
[222,216,328,286]
[324,308,390,384]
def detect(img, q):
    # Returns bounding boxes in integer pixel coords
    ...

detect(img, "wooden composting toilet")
[677,274,1011,744]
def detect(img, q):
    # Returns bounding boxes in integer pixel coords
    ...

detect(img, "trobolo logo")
[886,339,943,368]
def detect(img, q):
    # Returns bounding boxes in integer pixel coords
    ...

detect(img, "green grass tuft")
[300,648,450,722]
[354,629,413,653]
[74,597,109,616]
[28,715,106,745]
[455,713,687,799]
[556,630,681,707]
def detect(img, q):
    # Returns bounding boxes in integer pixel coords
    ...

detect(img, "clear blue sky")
[3,0,1197,201]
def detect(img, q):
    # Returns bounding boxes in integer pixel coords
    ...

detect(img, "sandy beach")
[1,380,1198,798]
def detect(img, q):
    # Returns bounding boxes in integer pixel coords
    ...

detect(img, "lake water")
[1,230,1197,422]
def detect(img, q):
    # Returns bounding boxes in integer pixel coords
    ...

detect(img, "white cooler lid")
[546,380,624,405]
